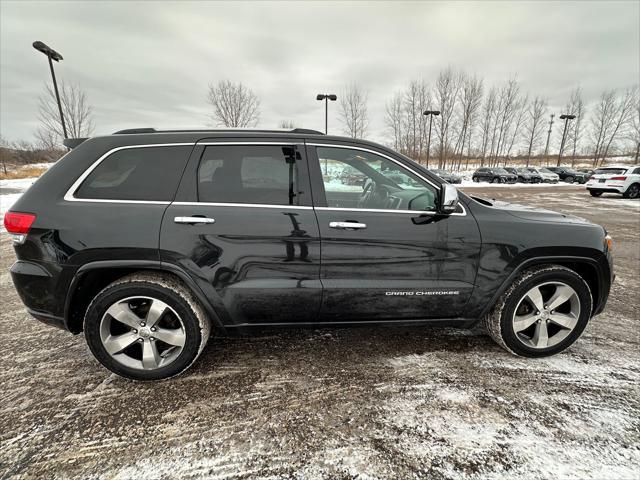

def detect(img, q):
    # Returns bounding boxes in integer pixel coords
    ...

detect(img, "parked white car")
[524,167,560,183]
[585,165,640,198]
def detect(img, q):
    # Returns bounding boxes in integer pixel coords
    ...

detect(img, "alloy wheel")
[99,296,186,370]
[512,282,581,349]
[627,184,639,199]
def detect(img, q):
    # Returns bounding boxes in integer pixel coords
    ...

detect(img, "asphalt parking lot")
[1,185,638,479]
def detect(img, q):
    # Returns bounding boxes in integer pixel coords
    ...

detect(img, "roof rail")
[113,127,325,135]
[113,128,157,134]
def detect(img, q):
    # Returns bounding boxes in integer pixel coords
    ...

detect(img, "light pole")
[423,110,440,168]
[557,114,576,166]
[33,41,67,140]
[543,113,555,165]
[317,93,337,174]
[316,94,337,135]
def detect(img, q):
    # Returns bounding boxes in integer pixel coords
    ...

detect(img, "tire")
[473,177,479,183]
[84,272,211,380]
[484,265,592,357]
[589,190,603,197]
[623,183,640,199]
[565,176,574,183]
[492,177,500,184]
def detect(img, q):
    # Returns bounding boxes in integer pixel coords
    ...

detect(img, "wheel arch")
[479,255,608,320]
[64,260,226,334]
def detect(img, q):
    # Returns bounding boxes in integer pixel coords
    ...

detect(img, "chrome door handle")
[174,216,215,224]
[329,221,367,230]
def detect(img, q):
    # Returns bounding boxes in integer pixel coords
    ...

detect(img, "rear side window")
[75,146,191,201]
[198,145,298,205]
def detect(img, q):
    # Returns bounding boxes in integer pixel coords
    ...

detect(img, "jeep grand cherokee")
[4,128,614,380]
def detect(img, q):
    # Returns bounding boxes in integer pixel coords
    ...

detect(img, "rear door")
[160,138,321,326]
[307,142,481,322]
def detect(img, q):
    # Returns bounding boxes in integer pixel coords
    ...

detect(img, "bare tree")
[563,87,587,166]
[279,120,295,129]
[490,77,520,165]
[0,136,10,174]
[523,96,547,166]
[207,80,260,128]
[503,94,528,164]
[479,87,498,167]
[385,92,404,151]
[453,73,484,170]
[384,81,430,161]
[338,84,369,139]
[35,81,95,149]
[627,87,640,162]
[591,87,636,165]
[434,68,462,168]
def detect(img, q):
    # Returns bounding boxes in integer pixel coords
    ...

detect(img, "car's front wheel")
[565,176,574,183]
[84,272,211,380]
[589,190,603,197]
[484,265,592,357]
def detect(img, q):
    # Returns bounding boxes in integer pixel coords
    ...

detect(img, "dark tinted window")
[75,146,190,201]
[198,145,298,205]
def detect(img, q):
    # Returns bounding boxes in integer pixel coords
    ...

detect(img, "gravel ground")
[1,185,639,479]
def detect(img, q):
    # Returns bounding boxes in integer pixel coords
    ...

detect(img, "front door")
[160,140,321,326]
[308,143,481,322]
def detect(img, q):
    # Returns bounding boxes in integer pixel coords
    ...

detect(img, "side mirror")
[439,183,459,215]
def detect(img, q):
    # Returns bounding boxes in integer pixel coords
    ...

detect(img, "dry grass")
[0,166,48,180]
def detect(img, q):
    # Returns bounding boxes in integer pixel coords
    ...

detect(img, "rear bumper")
[586,184,625,193]
[10,260,71,330]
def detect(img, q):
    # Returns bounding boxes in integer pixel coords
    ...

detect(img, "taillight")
[3,211,36,244]
[610,176,627,181]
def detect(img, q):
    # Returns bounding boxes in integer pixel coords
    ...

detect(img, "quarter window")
[75,146,191,201]
[198,145,298,205]
[316,147,437,211]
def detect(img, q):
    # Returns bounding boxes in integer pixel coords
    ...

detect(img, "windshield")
[594,168,627,175]
[540,168,554,174]
[494,168,509,174]
[516,168,531,173]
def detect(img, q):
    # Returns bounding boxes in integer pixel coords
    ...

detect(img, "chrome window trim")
[197,141,305,146]
[63,143,195,203]
[173,201,312,210]
[315,206,466,216]
[308,143,466,216]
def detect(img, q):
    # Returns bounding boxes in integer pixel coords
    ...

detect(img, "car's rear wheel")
[472,177,479,183]
[84,272,211,380]
[589,190,603,197]
[623,183,639,199]
[492,177,500,184]
[484,265,592,357]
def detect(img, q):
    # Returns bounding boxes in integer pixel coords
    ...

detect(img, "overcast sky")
[1,0,638,144]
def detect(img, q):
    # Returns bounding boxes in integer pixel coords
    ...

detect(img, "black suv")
[546,166,589,184]
[472,167,518,183]
[5,129,614,380]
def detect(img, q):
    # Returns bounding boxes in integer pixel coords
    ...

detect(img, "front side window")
[198,145,298,205]
[75,146,191,201]
[316,146,437,211]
